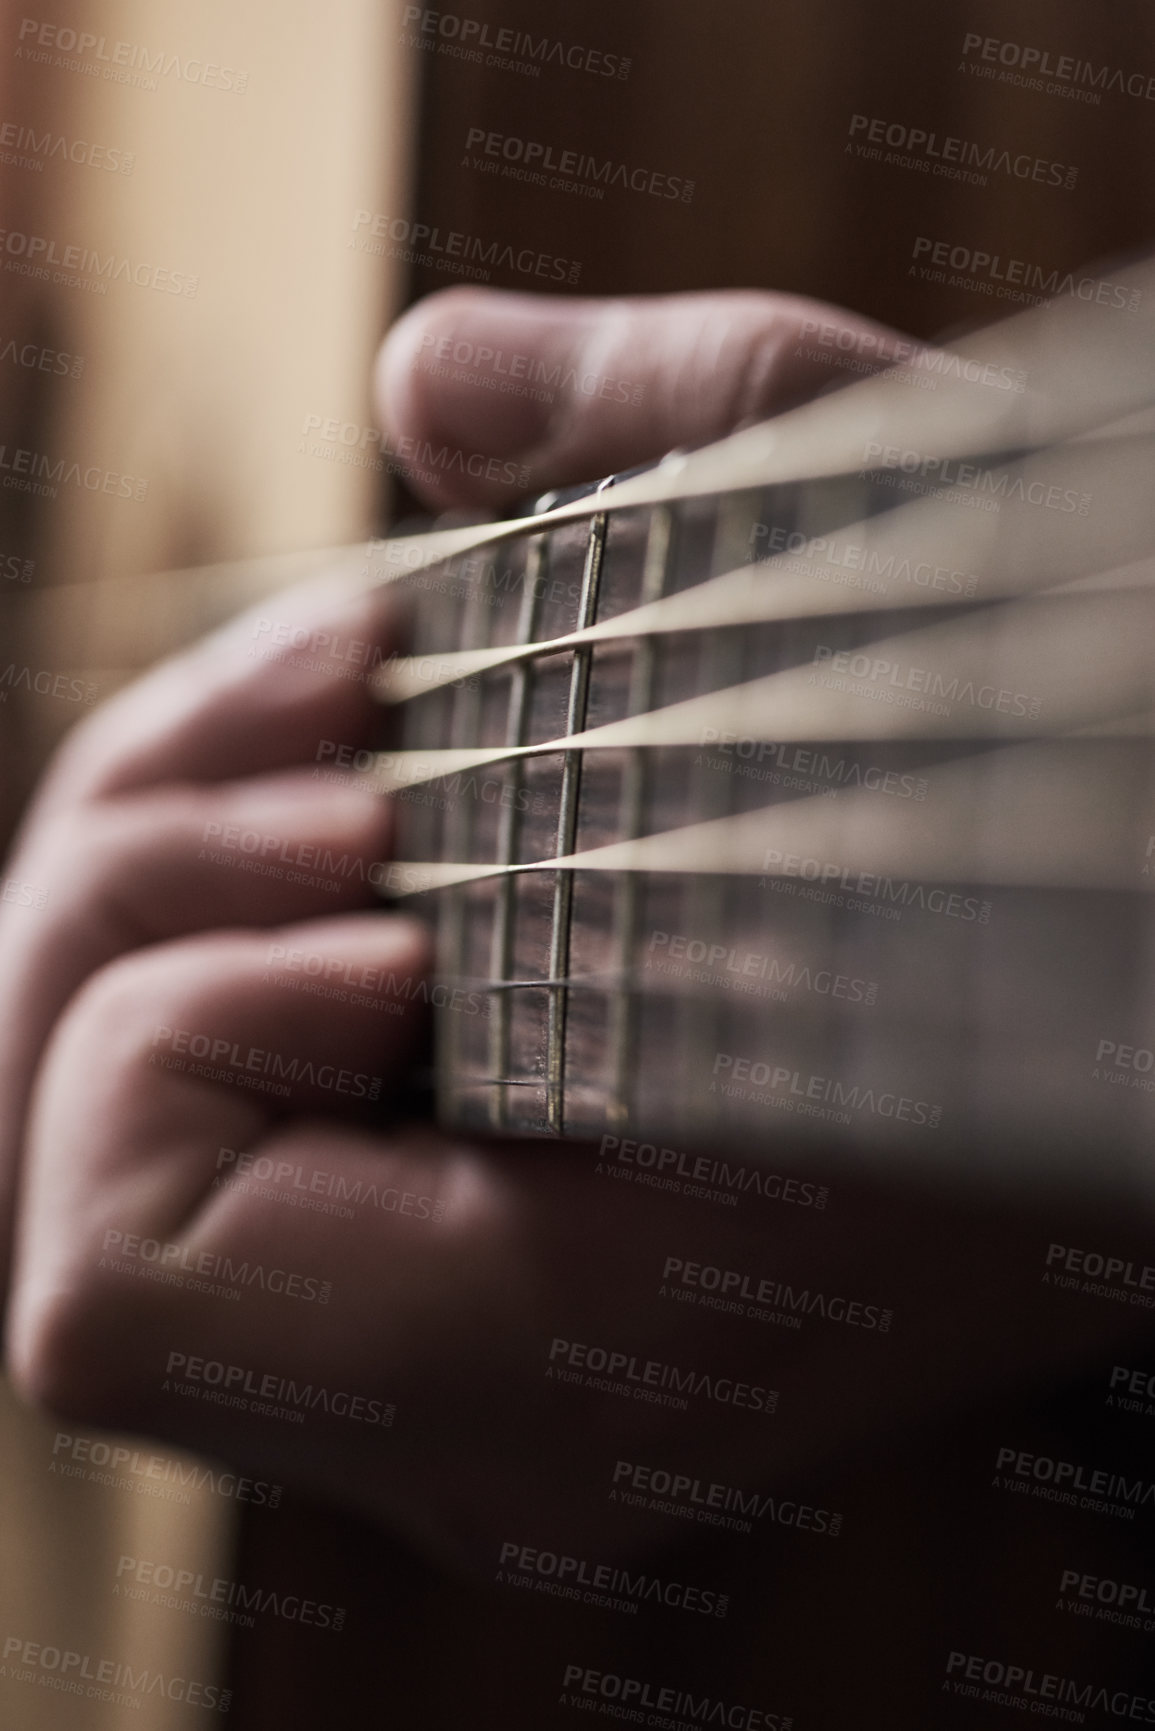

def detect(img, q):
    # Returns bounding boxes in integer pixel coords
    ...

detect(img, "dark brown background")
[408,0,1154,326]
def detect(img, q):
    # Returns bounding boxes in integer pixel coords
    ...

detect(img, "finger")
[8,911,433,1384]
[11,1108,508,1546]
[0,778,394,1282]
[22,569,394,827]
[374,286,906,508]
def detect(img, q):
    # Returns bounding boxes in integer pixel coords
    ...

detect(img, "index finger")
[23,566,395,828]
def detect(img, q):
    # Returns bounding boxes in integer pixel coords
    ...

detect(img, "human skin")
[3,289,1150,1569]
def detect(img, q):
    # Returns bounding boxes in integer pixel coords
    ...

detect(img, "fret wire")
[436,564,491,1127]
[687,489,765,1124]
[547,480,613,1134]
[608,501,675,1128]
[487,524,551,1131]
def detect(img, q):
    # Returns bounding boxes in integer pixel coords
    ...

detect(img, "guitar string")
[375,431,1155,701]
[364,583,1155,793]
[377,734,1155,898]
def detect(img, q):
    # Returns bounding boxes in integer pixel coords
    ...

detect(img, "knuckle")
[10,942,255,1426]
[23,801,132,895]
[55,935,251,1082]
[8,1275,146,1432]
[33,691,136,806]
[686,306,787,428]
[63,944,177,1051]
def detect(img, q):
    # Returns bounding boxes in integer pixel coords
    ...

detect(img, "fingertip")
[374,288,599,508]
[374,296,435,448]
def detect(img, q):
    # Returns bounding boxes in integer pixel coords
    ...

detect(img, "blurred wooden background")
[0,2,406,1727]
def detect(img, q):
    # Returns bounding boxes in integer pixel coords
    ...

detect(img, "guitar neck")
[378,464,1154,1197]
[369,270,1155,1192]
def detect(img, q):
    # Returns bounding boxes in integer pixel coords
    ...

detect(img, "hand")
[4,289,1146,1570]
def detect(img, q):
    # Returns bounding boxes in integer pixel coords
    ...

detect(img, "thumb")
[374,286,907,508]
